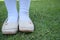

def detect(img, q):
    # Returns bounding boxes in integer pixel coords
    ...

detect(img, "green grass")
[0,0,60,40]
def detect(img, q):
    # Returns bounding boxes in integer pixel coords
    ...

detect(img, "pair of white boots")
[2,14,34,34]
[2,0,34,34]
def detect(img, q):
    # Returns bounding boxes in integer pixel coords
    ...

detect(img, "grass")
[0,0,60,40]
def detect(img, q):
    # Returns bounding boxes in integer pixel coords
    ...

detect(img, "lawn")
[0,0,60,40]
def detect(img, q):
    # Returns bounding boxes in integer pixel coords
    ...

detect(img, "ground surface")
[0,0,60,40]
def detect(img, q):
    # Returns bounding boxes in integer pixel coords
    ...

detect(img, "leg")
[2,0,18,34]
[4,0,18,22]
[19,0,34,32]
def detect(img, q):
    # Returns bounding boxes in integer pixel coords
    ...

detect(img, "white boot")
[2,0,18,34]
[19,0,34,32]
[2,18,18,34]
